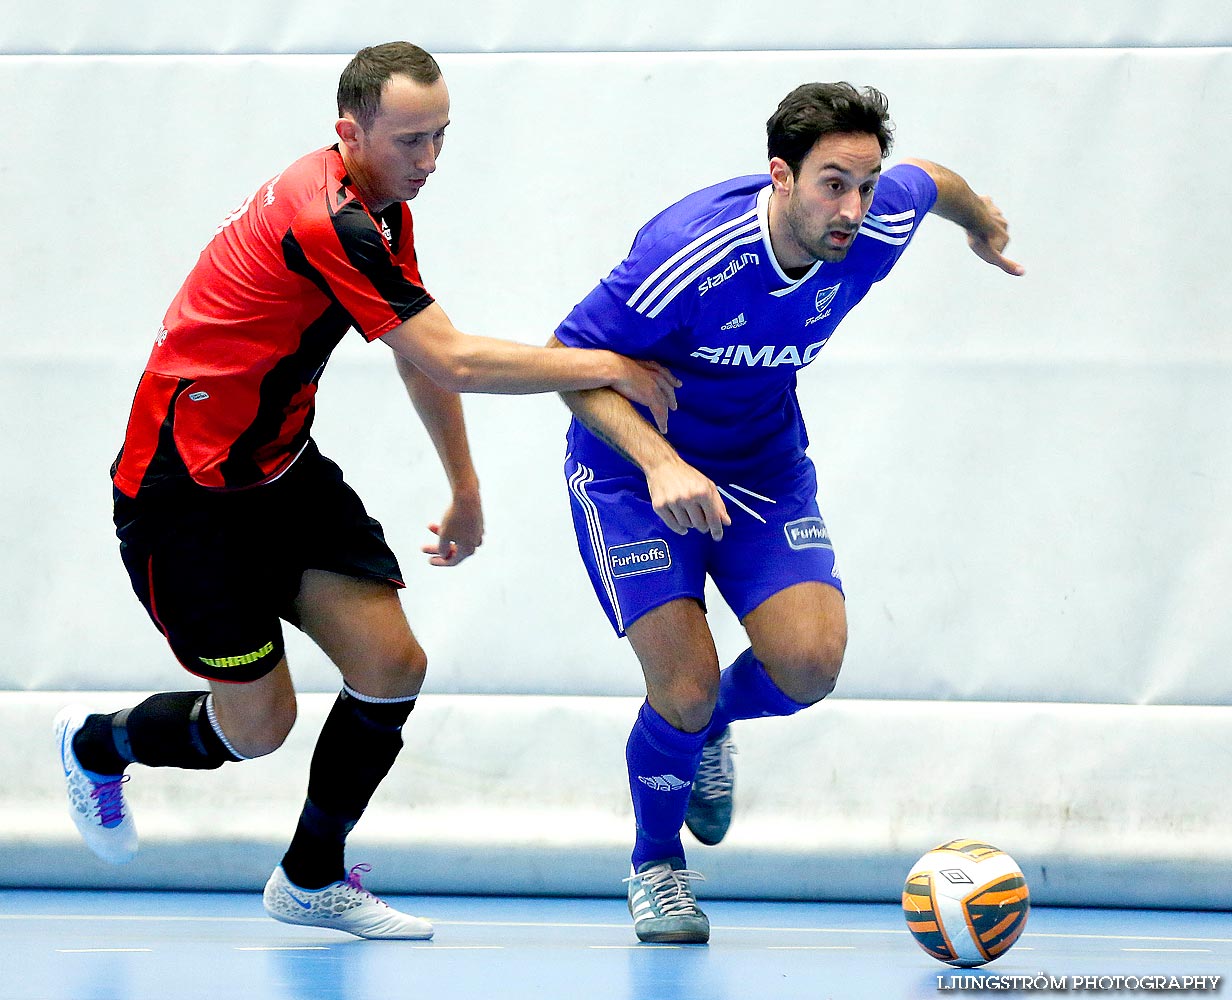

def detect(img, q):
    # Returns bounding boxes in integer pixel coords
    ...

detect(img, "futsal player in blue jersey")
[548,82,1023,943]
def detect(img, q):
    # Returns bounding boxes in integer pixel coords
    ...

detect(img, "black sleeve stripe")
[329,199,433,320]
[282,228,351,317]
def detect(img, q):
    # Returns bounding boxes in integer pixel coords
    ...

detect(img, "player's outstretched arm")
[381,302,679,430]
[901,158,1025,276]
[548,338,731,541]
[394,353,484,567]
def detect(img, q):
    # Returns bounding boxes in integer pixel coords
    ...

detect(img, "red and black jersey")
[112,145,433,498]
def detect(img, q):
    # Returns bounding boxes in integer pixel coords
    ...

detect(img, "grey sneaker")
[263,864,433,940]
[684,727,735,845]
[54,705,137,864]
[624,858,710,944]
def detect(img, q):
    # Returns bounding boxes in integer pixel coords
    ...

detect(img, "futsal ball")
[902,839,1030,967]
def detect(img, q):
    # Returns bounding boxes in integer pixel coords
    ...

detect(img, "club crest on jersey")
[785,517,832,550]
[608,539,672,578]
[805,283,842,327]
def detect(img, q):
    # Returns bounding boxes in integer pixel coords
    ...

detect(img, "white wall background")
[1,2,1229,904]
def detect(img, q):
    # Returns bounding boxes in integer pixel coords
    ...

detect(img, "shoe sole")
[627,895,710,944]
[263,873,434,940]
[264,906,434,940]
[635,927,711,944]
[684,820,727,847]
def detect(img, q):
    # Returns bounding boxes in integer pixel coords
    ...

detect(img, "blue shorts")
[565,455,843,636]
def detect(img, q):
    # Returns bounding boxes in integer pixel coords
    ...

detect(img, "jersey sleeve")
[862,163,939,282]
[554,231,687,356]
[283,195,434,342]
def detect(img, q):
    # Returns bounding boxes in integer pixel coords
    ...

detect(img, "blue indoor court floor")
[0,891,1227,1000]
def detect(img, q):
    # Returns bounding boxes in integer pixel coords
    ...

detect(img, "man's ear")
[769,157,794,196]
[335,116,360,148]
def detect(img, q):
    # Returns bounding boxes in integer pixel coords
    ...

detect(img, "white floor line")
[9,914,1230,947]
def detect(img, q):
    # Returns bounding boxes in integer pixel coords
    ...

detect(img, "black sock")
[73,692,240,774]
[281,687,415,889]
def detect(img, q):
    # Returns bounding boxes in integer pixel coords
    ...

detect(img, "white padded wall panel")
[7,50,1230,364]
[8,693,1230,907]
[6,0,1229,54]
[3,49,1230,704]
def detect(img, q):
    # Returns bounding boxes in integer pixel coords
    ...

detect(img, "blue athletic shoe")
[54,705,138,864]
[624,858,710,943]
[685,727,735,845]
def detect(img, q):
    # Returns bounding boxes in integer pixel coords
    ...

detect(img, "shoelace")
[90,775,129,827]
[623,866,706,917]
[343,864,387,905]
[693,739,735,801]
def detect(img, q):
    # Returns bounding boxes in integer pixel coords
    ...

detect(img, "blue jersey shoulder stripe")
[643,228,763,319]
[859,206,918,246]
[626,208,759,315]
[867,208,917,223]
[863,214,915,235]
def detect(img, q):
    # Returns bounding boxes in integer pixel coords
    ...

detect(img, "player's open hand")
[647,458,731,541]
[967,195,1024,276]
[422,494,484,567]
[609,357,681,434]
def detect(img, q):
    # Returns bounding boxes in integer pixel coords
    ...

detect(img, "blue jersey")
[555,164,938,479]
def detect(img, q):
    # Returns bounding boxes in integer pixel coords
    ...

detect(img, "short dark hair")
[766,83,894,175]
[337,42,442,130]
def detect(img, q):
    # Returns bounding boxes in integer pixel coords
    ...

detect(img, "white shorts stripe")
[569,463,625,633]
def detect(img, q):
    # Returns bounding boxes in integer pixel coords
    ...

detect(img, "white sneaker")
[263,865,434,940]
[54,705,137,865]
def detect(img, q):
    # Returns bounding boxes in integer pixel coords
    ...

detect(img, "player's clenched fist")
[646,458,731,541]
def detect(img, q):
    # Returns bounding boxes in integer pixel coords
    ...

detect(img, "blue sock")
[626,701,708,869]
[705,647,810,740]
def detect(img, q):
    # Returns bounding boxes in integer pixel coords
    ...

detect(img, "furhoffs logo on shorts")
[608,539,672,578]
[784,517,832,551]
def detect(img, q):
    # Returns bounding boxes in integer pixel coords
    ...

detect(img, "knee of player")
[351,639,428,699]
[228,696,298,759]
[658,676,719,733]
[770,638,846,702]
[807,636,846,695]
[384,640,428,693]
[265,698,299,751]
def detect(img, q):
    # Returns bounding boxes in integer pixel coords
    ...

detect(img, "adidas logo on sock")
[637,774,692,792]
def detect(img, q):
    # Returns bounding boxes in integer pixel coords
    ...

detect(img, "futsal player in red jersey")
[54,42,679,940]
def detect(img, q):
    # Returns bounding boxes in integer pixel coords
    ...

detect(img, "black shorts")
[114,441,404,683]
